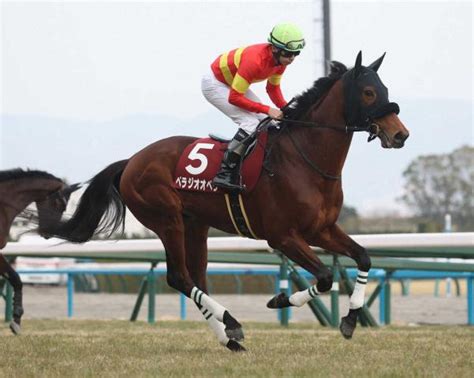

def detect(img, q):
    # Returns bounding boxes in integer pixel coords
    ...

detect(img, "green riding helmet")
[268,22,305,52]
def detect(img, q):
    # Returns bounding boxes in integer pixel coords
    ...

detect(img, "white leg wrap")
[191,287,226,321]
[350,270,368,309]
[289,285,319,307]
[198,305,229,346]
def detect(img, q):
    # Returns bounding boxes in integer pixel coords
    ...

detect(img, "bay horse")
[0,169,78,334]
[41,52,409,351]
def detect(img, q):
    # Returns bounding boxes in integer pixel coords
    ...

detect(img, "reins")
[283,125,342,180]
[258,93,379,181]
[278,118,376,134]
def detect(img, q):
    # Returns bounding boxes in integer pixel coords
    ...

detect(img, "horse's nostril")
[394,132,408,143]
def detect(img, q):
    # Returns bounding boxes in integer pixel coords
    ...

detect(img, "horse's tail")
[43,159,129,243]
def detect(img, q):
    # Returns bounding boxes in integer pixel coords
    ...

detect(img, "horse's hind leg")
[124,183,244,344]
[160,215,244,342]
[0,254,24,335]
[184,218,245,352]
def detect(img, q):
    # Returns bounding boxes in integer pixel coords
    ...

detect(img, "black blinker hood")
[342,53,400,130]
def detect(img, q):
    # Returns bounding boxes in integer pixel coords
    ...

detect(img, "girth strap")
[224,194,258,239]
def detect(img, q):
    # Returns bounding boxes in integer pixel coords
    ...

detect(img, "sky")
[1,0,473,216]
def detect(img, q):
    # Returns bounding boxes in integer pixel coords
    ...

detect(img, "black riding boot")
[213,128,254,192]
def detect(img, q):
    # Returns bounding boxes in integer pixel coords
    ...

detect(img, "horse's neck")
[276,81,353,178]
[0,178,61,209]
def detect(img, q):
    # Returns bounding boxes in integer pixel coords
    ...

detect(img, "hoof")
[226,339,246,352]
[223,311,244,341]
[339,317,355,339]
[266,292,292,309]
[225,325,244,342]
[339,308,359,340]
[9,321,21,335]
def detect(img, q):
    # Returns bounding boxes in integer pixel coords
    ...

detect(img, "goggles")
[270,32,305,52]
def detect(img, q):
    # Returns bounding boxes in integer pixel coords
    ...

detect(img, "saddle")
[174,132,268,193]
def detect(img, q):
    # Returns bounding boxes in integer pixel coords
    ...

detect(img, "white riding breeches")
[201,70,267,134]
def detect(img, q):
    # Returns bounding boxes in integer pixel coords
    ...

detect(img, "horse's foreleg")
[267,231,333,309]
[184,219,245,352]
[310,224,371,339]
[0,254,23,335]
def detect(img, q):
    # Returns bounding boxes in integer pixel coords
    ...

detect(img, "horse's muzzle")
[392,131,409,149]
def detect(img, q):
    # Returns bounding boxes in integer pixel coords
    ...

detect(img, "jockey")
[201,22,305,192]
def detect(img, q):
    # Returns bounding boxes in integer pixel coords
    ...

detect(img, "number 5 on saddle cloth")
[174,131,268,194]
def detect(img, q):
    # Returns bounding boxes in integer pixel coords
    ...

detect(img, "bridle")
[278,94,399,143]
[277,117,384,142]
[259,87,399,180]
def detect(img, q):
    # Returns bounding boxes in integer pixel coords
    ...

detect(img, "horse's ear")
[368,52,386,72]
[353,51,363,78]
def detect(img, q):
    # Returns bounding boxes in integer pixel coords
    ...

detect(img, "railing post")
[454,278,461,297]
[180,293,187,320]
[434,279,440,297]
[67,273,74,318]
[379,278,385,325]
[384,273,392,325]
[331,256,340,327]
[468,277,473,326]
[130,276,148,321]
[5,282,13,323]
[234,275,243,294]
[446,277,452,297]
[367,280,383,308]
[279,257,289,326]
[147,263,157,324]
[401,279,410,296]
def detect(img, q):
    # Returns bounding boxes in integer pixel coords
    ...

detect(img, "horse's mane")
[0,168,63,184]
[284,61,348,120]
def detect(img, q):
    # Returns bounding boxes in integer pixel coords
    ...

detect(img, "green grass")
[0,320,472,377]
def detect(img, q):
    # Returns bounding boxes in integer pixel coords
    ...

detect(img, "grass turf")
[0,320,472,377]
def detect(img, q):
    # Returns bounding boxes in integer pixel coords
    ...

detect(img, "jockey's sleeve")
[266,73,287,109]
[228,74,270,114]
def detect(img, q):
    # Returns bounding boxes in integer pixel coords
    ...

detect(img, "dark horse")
[42,52,409,351]
[0,169,78,334]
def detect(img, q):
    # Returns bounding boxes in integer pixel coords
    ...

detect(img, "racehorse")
[41,52,409,351]
[0,169,78,334]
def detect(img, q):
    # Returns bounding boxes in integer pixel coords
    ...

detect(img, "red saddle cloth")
[174,132,268,193]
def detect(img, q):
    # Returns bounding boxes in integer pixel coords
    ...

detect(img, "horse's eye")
[364,90,374,97]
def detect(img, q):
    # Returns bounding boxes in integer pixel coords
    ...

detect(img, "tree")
[399,145,474,231]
